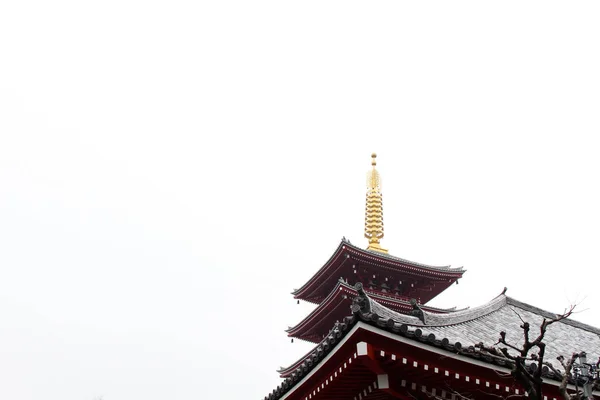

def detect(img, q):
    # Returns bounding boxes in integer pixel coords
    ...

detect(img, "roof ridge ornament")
[364,153,388,253]
[410,298,427,324]
[351,282,371,314]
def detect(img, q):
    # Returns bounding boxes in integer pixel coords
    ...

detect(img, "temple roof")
[356,285,600,364]
[269,286,599,399]
[292,239,465,304]
[287,279,463,343]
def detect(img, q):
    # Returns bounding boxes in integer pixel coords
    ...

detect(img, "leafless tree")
[475,305,600,400]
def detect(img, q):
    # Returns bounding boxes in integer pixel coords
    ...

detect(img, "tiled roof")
[285,279,463,344]
[356,283,600,366]
[266,315,358,400]
[265,284,600,400]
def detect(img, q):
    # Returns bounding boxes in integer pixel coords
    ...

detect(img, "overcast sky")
[1,1,600,400]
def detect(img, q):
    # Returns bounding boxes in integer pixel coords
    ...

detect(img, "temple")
[263,154,600,400]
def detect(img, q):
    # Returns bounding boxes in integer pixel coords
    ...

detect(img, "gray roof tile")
[359,283,600,368]
[267,284,600,400]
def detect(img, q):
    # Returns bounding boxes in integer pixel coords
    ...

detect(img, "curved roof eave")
[277,315,357,376]
[292,239,465,298]
[287,280,463,336]
[291,240,347,297]
[286,280,351,335]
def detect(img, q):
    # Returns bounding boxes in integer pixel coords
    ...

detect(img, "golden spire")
[364,153,388,253]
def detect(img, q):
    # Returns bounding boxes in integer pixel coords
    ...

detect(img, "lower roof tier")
[287,279,462,343]
[292,239,465,305]
[271,284,599,400]
[266,318,600,400]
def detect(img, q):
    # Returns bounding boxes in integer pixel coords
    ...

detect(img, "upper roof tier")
[292,238,465,305]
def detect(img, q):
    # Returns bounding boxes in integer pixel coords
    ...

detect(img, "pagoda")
[287,153,465,344]
[263,154,600,400]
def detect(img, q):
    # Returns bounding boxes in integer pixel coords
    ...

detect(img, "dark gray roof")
[359,284,600,366]
[266,285,600,400]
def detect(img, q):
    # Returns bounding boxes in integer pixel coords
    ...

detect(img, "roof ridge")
[352,284,508,328]
[506,296,600,335]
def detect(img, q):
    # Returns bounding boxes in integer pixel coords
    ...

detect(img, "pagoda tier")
[287,279,463,343]
[292,239,465,305]
[266,287,600,400]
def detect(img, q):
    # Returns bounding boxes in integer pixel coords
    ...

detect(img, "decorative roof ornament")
[410,298,426,324]
[364,153,388,253]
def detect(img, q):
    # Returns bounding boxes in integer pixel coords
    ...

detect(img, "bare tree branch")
[476,304,578,400]
[557,353,581,400]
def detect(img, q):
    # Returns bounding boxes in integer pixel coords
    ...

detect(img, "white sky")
[1,1,600,399]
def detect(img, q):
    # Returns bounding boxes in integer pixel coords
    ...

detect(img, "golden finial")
[364,153,388,253]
